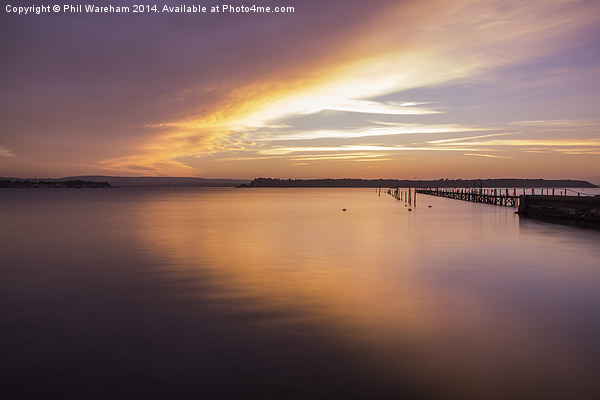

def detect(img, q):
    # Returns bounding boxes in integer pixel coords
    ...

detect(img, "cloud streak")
[0,146,15,158]
[245,123,485,142]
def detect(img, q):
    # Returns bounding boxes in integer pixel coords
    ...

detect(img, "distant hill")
[1,179,111,189]
[244,178,597,188]
[1,176,250,187]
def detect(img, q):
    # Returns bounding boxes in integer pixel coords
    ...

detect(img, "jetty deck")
[413,187,589,207]
[416,188,520,207]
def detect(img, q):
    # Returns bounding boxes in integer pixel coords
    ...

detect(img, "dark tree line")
[243,177,596,188]
[1,180,111,188]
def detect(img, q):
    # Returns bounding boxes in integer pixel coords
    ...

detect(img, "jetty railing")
[415,188,519,207]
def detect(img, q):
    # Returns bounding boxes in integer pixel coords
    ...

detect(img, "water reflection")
[131,188,600,399]
[2,188,600,399]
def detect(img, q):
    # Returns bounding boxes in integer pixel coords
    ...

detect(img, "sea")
[2,187,600,400]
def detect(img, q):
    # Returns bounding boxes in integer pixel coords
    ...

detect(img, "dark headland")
[242,177,597,188]
[1,176,250,188]
[1,179,111,188]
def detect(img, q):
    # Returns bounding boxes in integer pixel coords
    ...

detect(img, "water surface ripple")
[2,188,600,399]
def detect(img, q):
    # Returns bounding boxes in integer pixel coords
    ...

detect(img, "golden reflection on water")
[131,188,600,399]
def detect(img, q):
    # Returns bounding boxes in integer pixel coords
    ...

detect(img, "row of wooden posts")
[379,186,416,206]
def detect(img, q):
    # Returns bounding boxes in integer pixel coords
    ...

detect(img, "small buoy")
[408,208,412,211]
[342,208,346,211]
[428,205,432,208]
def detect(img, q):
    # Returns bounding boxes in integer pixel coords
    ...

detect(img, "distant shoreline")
[1,179,111,189]
[241,178,598,189]
[0,176,250,188]
[1,176,597,189]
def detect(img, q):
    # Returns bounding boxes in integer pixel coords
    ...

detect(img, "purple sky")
[1,0,599,182]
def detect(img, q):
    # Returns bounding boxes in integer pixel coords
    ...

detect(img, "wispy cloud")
[464,153,513,159]
[0,146,15,157]
[291,153,386,161]
[451,139,600,147]
[509,119,600,128]
[324,99,440,115]
[258,145,478,155]
[246,122,484,142]
[433,137,600,156]
[556,150,600,155]
[427,132,517,144]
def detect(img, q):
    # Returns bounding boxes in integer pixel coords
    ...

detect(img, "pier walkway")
[416,188,520,207]
[405,187,590,208]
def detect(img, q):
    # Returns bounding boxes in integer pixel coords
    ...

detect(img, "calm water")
[2,188,600,399]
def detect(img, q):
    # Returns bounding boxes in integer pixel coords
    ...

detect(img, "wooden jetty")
[405,187,587,208]
[416,188,519,207]
[384,186,599,224]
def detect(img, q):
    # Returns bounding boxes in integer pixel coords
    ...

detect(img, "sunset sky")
[1,0,599,182]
